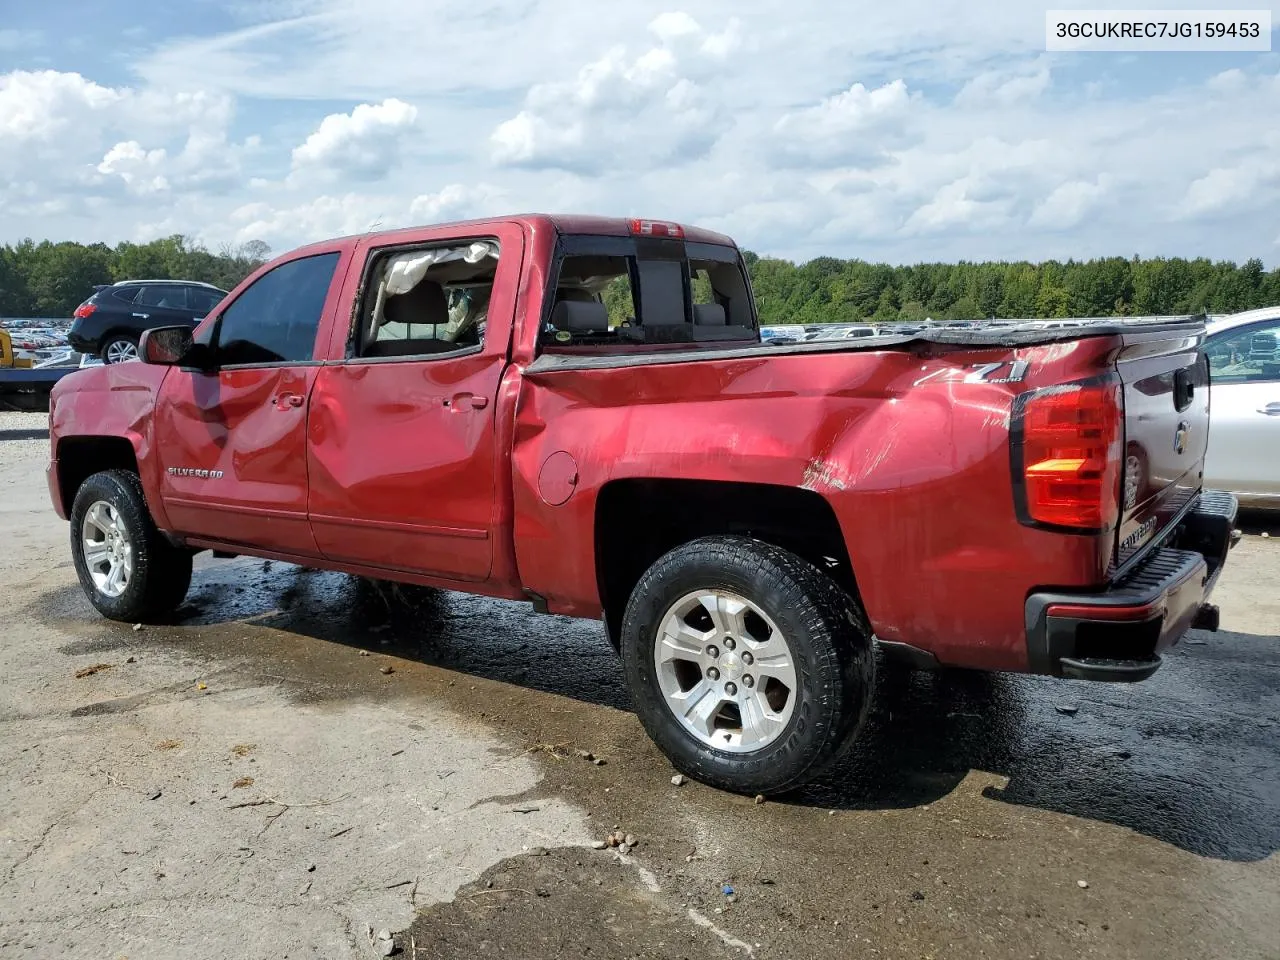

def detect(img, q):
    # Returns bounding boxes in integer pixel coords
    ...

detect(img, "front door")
[155,250,345,555]
[306,230,521,580]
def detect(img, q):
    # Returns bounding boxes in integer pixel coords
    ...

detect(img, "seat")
[552,300,609,334]
[693,303,726,326]
[365,279,453,357]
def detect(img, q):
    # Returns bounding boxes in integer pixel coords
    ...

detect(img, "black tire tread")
[620,536,875,795]
[70,469,192,622]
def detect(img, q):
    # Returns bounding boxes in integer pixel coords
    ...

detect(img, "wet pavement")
[2,414,1279,958]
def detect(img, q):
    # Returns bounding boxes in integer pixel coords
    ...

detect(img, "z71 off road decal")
[913,360,1031,387]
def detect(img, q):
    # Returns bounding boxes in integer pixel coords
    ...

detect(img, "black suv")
[69,280,228,363]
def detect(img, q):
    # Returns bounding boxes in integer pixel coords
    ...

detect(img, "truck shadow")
[794,652,1280,862]
[54,557,1280,864]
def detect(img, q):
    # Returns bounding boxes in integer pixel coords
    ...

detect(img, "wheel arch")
[594,478,860,650]
[56,435,141,517]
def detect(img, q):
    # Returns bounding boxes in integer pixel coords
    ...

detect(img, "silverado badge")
[168,466,224,479]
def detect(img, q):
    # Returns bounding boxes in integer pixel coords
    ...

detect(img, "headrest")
[384,279,448,327]
[693,303,726,326]
[552,300,609,334]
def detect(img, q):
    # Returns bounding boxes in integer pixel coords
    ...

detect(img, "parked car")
[1203,307,1280,510]
[67,280,228,363]
[46,214,1237,795]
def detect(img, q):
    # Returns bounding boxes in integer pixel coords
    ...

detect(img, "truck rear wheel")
[70,470,192,623]
[620,536,874,795]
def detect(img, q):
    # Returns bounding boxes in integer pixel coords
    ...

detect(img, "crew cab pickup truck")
[47,214,1238,794]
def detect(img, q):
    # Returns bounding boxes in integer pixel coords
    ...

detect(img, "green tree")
[24,242,114,316]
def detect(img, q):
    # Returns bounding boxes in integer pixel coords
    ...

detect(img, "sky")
[0,0,1277,264]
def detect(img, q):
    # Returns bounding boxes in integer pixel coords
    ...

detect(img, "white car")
[1204,306,1280,510]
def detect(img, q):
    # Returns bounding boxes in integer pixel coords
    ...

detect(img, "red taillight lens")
[73,303,96,319]
[1019,383,1123,530]
[629,218,685,238]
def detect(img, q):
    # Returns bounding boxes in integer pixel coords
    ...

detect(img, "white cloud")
[1181,159,1280,219]
[230,194,387,245]
[1,4,1278,267]
[291,98,418,181]
[903,177,1013,236]
[1208,69,1247,94]
[772,79,915,166]
[408,183,506,223]
[490,40,721,172]
[1029,177,1110,230]
[0,70,121,142]
[956,62,1051,106]
[700,18,742,58]
[649,11,702,43]
[97,141,170,195]
[779,79,913,133]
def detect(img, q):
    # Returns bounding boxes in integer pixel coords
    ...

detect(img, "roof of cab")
[298,213,738,252]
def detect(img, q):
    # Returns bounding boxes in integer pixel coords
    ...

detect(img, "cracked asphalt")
[1,409,1278,960]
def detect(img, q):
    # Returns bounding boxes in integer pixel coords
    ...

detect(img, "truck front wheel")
[70,470,192,622]
[620,536,874,795]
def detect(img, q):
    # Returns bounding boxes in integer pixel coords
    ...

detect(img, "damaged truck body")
[47,214,1238,794]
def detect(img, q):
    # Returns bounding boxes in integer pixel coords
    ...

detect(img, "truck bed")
[528,315,1207,372]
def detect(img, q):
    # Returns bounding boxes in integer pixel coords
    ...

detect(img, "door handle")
[1173,368,1195,411]
[132,312,150,319]
[273,393,304,410]
[444,393,489,411]
[1259,402,1280,416]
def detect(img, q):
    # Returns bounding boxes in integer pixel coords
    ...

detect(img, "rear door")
[1113,324,1211,569]
[1204,318,1280,500]
[305,224,524,581]
[154,249,350,555]
[185,285,227,325]
[134,284,194,330]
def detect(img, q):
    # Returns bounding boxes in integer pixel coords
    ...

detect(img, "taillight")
[73,303,96,319]
[1015,381,1123,530]
[629,218,685,238]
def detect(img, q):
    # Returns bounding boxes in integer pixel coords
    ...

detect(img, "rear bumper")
[66,323,98,355]
[1025,489,1238,682]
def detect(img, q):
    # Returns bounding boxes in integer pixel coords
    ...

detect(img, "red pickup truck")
[47,214,1238,794]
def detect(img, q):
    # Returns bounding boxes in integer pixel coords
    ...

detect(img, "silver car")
[1204,307,1280,510]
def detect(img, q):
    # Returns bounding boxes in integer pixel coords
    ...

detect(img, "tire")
[70,470,192,622]
[100,334,139,364]
[620,536,875,795]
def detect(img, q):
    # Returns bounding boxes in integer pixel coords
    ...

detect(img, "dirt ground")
[1,409,1277,960]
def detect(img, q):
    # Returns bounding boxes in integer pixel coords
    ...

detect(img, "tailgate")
[1113,326,1210,569]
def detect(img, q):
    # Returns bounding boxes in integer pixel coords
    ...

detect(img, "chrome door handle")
[444,393,489,410]
[1259,402,1280,416]
[132,312,150,319]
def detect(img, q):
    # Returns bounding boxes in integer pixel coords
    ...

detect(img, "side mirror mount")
[139,326,195,366]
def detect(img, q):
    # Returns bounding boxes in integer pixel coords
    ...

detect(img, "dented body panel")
[511,339,1123,670]
[47,213,1227,681]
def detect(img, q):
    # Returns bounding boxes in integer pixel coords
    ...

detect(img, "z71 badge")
[913,360,1031,387]
[168,467,224,479]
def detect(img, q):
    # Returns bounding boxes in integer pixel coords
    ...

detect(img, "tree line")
[0,236,271,319]
[742,251,1280,325]
[2,233,1278,322]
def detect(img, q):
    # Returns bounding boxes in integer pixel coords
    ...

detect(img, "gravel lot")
[1,409,1277,959]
